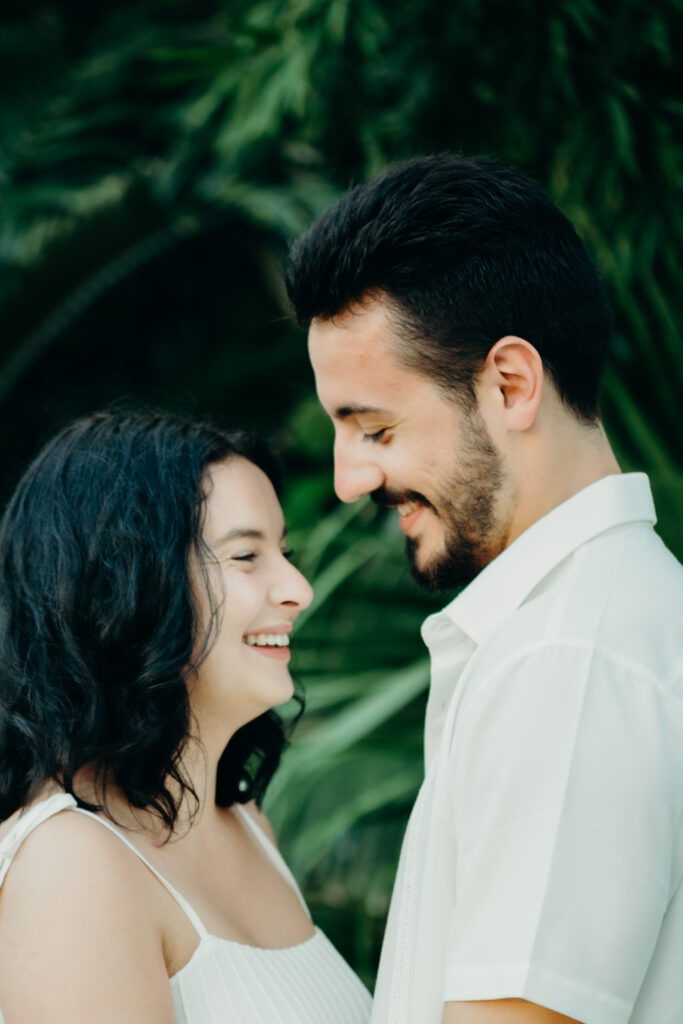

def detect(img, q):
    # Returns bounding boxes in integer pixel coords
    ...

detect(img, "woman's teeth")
[243,633,290,647]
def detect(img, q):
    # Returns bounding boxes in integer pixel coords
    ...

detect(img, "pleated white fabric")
[0,794,372,1023]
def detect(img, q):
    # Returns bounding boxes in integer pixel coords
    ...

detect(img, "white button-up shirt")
[371,473,683,1024]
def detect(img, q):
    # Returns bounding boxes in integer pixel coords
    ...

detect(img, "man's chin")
[406,537,481,594]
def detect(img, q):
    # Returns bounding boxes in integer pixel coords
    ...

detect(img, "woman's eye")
[232,552,256,562]
[362,428,387,443]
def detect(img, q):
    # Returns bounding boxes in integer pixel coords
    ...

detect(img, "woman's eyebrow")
[213,526,288,547]
[213,528,265,547]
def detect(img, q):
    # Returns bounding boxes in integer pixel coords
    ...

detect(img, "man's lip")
[398,505,426,535]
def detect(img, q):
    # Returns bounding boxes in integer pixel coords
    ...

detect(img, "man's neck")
[503,418,621,550]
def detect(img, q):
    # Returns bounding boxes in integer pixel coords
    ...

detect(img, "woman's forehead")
[202,458,284,542]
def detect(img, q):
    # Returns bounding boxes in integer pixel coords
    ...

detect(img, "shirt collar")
[422,473,656,649]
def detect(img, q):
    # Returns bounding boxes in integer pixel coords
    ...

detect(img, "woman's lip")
[242,625,293,661]
[243,624,293,638]
[249,646,291,662]
[398,505,426,535]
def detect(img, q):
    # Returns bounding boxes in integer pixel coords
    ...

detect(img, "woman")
[0,411,371,1023]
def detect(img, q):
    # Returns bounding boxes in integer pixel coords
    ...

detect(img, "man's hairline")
[308,288,480,414]
[309,291,603,426]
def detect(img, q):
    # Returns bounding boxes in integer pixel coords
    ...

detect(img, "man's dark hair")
[0,410,295,830]
[286,153,612,421]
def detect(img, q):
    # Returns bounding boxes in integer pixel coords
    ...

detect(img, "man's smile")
[396,501,427,535]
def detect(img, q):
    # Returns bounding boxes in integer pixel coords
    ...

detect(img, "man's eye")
[362,429,387,442]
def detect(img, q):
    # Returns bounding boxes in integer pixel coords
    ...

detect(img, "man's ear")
[481,336,544,431]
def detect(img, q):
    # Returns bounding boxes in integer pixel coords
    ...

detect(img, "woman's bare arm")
[0,811,176,1024]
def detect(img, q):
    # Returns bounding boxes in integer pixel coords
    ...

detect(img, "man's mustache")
[370,486,435,513]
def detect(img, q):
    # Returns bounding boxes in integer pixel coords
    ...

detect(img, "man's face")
[308,298,509,591]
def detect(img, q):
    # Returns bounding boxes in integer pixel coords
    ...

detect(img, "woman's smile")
[242,624,293,661]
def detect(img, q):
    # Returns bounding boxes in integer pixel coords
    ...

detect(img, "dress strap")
[0,793,77,885]
[233,803,309,915]
[71,807,208,940]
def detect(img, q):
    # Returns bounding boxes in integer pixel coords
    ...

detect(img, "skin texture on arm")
[0,811,177,1024]
[442,999,582,1023]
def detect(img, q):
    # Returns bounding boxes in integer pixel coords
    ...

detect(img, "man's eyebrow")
[334,403,391,419]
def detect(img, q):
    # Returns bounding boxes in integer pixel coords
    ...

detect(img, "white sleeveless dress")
[0,794,372,1023]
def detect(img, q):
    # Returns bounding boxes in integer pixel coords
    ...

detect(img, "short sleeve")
[444,642,679,1024]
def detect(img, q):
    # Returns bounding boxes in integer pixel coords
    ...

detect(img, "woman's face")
[188,457,313,738]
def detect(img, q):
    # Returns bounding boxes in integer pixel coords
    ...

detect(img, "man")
[285,155,683,1024]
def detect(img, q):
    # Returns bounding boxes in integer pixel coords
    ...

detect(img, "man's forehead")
[309,299,396,352]
[308,301,425,419]
[309,315,407,380]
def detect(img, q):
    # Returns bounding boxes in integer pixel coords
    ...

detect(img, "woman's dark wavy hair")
[0,410,297,829]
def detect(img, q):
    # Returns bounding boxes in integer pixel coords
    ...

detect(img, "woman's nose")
[272,559,314,610]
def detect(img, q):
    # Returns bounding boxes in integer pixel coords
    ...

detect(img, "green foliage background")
[1,0,681,985]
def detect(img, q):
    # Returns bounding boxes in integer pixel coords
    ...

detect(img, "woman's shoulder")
[0,784,64,843]
[0,801,152,916]
[0,803,175,1022]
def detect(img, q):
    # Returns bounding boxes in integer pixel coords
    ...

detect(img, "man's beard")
[372,412,506,593]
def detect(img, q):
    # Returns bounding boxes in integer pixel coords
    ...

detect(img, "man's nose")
[333,441,384,503]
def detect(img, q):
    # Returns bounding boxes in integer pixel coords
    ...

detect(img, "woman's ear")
[481,335,544,431]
